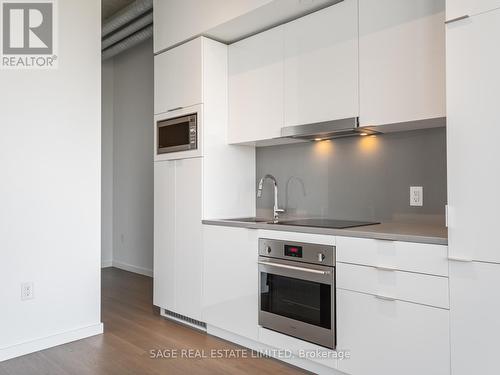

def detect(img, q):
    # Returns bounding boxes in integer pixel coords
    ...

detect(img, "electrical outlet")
[410,186,423,207]
[21,282,34,301]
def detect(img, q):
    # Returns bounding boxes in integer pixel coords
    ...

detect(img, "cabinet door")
[337,289,450,375]
[446,0,500,21]
[359,0,445,127]
[447,10,500,263]
[284,0,358,126]
[228,26,284,144]
[154,38,202,115]
[153,161,176,310]
[450,261,500,375]
[174,157,203,320]
[202,225,259,341]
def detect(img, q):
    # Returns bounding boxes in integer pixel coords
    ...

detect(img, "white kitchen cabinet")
[154,36,256,323]
[337,289,450,375]
[154,38,202,115]
[446,0,500,21]
[283,0,359,126]
[153,161,176,311]
[202,225,259,341]
[153,0,272,53]
[153,158,203,321]
[228,26,284,144]
[358,0,445,127]
[336,237,449,276]
[449,261,500,375]
[447,9,500,375]
[174,158,203,320]
[446,9,500,263]
[337,262,450,309]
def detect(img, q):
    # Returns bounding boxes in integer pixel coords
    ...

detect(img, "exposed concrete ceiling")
[102,0,135,20]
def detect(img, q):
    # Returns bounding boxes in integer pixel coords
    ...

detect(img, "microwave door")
[157,114,197,154]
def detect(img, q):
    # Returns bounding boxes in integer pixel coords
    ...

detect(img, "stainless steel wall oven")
[258,238,336,349]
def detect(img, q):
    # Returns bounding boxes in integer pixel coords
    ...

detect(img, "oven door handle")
[258,260,331,275]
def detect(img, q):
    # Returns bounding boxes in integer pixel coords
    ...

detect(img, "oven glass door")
[260,271,331,329]
[157,114,197,154]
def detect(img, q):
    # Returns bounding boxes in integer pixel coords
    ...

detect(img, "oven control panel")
[259,238,335,266]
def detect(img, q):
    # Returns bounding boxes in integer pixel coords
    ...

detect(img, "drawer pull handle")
[445,15,470,24]
[167,106,184,112]
[448,256,473,263]
[375,294,396,302]
[375,265,396,272]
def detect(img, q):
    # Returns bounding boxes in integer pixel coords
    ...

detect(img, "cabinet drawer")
[337,263,449,309]
[336,236,448,276]
[337,289,450,375]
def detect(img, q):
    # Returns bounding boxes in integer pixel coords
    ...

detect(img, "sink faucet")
[257,174,285,223]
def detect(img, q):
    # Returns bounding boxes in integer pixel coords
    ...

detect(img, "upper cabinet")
[154,38,203,115]
[446,0,500,21]
[228,26,284,144]
[227,0,447,144]
[153,0,272,53]
[358,0,446,127]
[283,0,359,126]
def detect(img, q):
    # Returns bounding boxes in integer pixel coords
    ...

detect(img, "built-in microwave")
[156,113,198,155]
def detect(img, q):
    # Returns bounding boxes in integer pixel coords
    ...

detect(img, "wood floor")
[0,268,307,375]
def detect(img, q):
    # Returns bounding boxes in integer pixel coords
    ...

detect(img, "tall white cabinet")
[446,7,500,375]
[446,9,500,264]
[154,158,203,319]
[154,37,255,322]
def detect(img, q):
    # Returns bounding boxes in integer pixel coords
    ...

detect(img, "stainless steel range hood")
[280,117,379,141]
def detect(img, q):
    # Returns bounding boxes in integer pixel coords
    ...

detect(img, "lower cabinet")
[337,289,450,375]
[202,225,259,341]
[154,158,203,321]
[449,261,500,375]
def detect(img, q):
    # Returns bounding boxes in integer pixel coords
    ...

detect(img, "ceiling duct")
[102,0,153,37]
[102,25,153,60]
[102,0,153,60]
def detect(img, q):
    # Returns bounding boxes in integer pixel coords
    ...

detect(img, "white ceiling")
[102,0,135,20]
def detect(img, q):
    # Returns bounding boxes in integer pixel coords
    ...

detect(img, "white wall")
[0,0,103,361]
[101,60,114,267]
[101,39,154,276]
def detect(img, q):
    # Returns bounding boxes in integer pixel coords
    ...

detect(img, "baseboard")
[101,259,113,268]
[112,260,153,277]
[0,323,104,362]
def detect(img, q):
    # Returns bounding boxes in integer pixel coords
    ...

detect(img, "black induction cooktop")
[275,218,379,229]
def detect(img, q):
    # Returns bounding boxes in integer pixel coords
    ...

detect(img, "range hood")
[280,117,379,141]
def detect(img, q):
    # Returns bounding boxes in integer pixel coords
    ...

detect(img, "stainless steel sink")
[224,217,269,223]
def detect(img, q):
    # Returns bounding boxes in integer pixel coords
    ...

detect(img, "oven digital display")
[284,245,303,258]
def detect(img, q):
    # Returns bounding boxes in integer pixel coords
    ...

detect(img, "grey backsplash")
[256,128,447,224]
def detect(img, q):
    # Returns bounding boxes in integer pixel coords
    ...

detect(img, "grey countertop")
[202,219,448,245]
